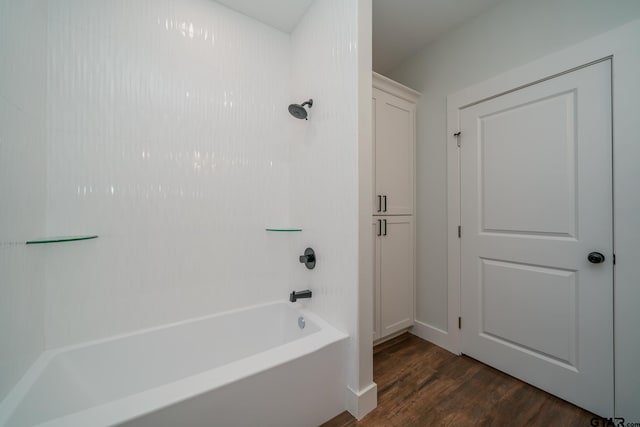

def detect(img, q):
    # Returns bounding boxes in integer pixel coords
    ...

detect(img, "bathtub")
[0,301,348,427]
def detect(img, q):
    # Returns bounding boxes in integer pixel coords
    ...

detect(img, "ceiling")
[217,0,504,73]
[372,0,504,73]
[216,0,314,33]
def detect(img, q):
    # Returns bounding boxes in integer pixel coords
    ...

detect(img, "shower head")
[288,99,313,120]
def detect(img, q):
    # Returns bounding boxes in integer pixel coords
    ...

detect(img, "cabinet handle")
[377,195,382,213]
[383,219,387,236]
[377,219,382,236]
[383,195,387,212]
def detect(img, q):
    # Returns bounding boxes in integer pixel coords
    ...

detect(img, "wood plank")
[320,333,596,427]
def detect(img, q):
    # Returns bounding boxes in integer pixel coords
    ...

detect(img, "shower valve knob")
[299,248,316,270]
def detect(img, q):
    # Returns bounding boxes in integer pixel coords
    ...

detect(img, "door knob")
[587,252,605,264]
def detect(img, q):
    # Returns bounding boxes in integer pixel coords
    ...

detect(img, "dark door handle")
[588,252,605,264]
[377,195,382,213]
[383,195,387,212]
[377,219,382,236]
[383,219,387,236]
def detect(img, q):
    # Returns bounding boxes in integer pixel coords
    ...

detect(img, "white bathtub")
[0,301,348,427]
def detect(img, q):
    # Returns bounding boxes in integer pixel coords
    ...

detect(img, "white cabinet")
[372,219,380,340]
[372,74,419,216]
[372,73,419,342]
[373,216,415,340]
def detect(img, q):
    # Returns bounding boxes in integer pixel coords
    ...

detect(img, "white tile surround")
[290,0,360,387]
[44,0,296,348]
[0,0,48,400]
[1,0,364,410]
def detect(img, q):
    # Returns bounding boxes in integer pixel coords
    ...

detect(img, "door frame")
[444,20,640,418]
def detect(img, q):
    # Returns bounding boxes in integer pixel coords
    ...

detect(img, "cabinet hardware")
[377,219,382,236]
[383,219,387,236]
[383,195,387,212]
[458,317,462,329]
[458,225,461,238]
[377,195,382,213]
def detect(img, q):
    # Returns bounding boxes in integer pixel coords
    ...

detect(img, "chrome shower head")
[288,99,313,120]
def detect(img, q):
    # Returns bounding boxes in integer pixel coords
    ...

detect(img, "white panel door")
[460,60,613,416]
[373,88,414,215]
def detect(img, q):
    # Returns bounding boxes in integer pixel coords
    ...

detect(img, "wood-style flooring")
[321,333,595,427]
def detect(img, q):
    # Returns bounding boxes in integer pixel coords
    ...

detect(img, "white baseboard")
[345,382,377,420]
[410,320,459,355]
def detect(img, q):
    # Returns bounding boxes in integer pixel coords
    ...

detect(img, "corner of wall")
[0,0,48,401]
[346,383,377,420]
[356,0,376,419]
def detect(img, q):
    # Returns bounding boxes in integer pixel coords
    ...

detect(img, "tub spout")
[290,290,312,302]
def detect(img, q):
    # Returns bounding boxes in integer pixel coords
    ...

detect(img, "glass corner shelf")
[265,228,302,232]
[26,235,98,245]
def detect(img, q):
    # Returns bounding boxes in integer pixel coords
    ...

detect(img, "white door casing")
[459,60,613,416]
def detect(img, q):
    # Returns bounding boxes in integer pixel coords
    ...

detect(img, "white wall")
[0,0,48,400]
[44,0,294,347]
[389,0,640,419]
[388,0,640,333]
[290,0,374,416]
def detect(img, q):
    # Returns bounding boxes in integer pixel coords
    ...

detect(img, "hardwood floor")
[321,333,595,427]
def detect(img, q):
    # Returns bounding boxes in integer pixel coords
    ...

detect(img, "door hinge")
[458,317,461,329]
[454,131,461,147]
[458,225,461,238]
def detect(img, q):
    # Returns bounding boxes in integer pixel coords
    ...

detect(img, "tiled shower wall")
[44,0,295,347]
[0,0,48,400]
[2,0,365,404]
[289,0,360,389]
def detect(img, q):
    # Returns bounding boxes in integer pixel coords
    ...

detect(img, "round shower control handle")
[299,248,316,270]
[587,252,605,264]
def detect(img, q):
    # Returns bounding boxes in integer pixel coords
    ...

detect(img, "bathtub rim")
[0,300,348,427]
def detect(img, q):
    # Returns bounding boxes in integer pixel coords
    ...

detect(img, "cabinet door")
[379,216,414,337]
[373,219,381,341]
[373,88,415,215]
